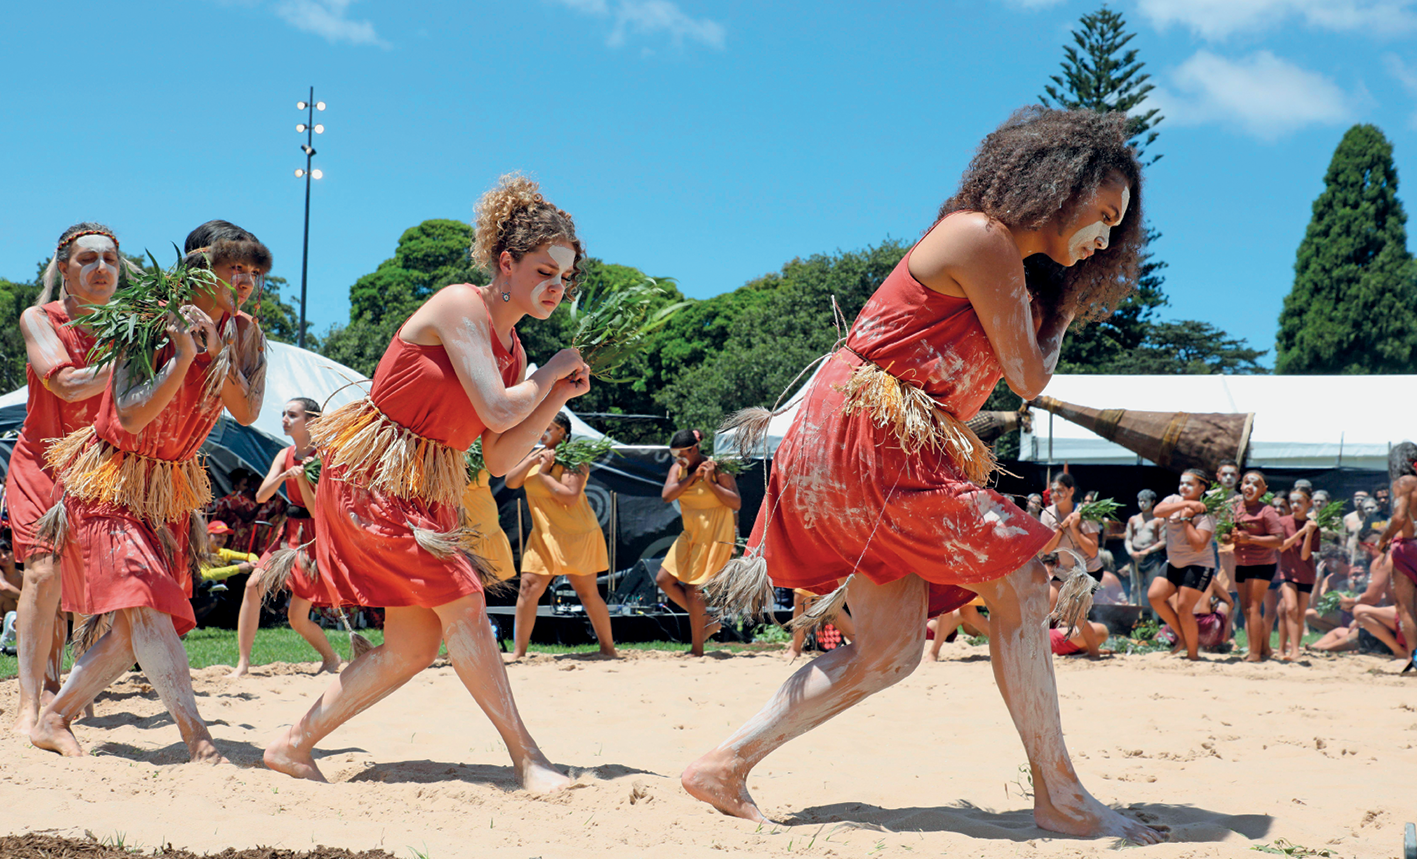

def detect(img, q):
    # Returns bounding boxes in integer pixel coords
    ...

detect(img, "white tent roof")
[713,360,830,457]
[0,341,372,445]
[708,368,1412,470]
[1022,373,1415,470]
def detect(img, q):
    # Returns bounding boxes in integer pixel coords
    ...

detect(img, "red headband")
[57,229,118,252]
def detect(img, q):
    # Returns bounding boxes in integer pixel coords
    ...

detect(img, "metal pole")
[298,86,314,349]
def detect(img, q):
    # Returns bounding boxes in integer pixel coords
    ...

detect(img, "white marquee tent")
[1022,374,1412,471]
[716,369,1413,472]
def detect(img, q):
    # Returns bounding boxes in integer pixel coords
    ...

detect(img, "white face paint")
[1066,184,1130,264]
[68,235,120,300]
[532,244,576,308]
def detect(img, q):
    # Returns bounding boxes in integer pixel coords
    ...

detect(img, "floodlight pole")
[298,86,315,349]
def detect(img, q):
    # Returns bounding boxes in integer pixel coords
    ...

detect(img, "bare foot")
[188,739,229,765]
[597,647,619,658]
[318,658,342,674]
[706,619,722,638]
[1243,654,1264,663]
[11,712,39,737]
[682,750,770,823]
[518,758,573,795]
[1033,789,1165,845]
[29,711,84,757]
[226,663,250,679]
[784,648,804,662]
[264,728,328,782]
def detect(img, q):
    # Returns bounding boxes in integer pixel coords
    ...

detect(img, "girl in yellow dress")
[657,429,740,656]
[461,459,517,584]
[504,412,617,658]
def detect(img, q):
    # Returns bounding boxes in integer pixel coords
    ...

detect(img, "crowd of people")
[913,457,1417,669]
[9,106,1415,847]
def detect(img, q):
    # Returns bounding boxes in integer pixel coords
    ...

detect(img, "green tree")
[321,219,482,376]
[0,277,41,392]
[1109,321,1267,374]
[1276,124,1417,374]
[254,275,319,349]
[654,242,907,438]
[1041,4,1169,372]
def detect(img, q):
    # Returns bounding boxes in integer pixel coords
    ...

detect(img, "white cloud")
[273,0,388,47]
[1149,49,1353,140]
[550,0,726,50]
[1385,53,1417,129]
[1136,0,1417,40]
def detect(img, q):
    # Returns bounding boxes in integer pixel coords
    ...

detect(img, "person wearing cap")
[200,521,259,583]
[657,428,740,657]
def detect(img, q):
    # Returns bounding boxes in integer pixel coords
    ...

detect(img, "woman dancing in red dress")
[6,223,119,735]
[264,175,589,793]
[30,228,270,761]
[686,108,1162,844]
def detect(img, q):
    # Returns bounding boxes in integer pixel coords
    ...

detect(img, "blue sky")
[3,0,1415,367]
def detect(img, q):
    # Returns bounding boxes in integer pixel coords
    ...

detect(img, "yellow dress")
[659,466,737,586]
[461,469,516,582]
[521,461,608,578]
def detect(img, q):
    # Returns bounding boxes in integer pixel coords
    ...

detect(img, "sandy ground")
[1,643,1413,859]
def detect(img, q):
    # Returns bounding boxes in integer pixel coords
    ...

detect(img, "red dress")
[4,302,101,561]
[256,445,328,605]
[57,340,227,636]
[314,291,525,608]
[750,242,1052,617]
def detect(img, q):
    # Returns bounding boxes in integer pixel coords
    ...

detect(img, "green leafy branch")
[567,276,687,383]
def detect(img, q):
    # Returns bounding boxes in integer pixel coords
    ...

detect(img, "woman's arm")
[542,464,587,508]
[706,467,741,511]
[254,450,293,504]
[19,307,111,402]
[909,215,1073,399]
[1299,521,1318,561]
[113,312,198,434]
[502,447,552,490]
[662,463,694,503]
[1184,524,1214,553]
[480,373,584,476]
[410,285,586,433]
[1069,519,1100,559]
[1038,509,1066,555]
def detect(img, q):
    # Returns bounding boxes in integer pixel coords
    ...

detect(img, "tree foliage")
[1276,124,1417,374]
[1041,4,1173,373]
[0,277,41,393]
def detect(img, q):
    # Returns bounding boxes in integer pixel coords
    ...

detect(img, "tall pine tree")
[1039,4,1167,371]
[1276,124,1417,374]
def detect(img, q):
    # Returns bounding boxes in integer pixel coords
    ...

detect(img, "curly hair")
[936,107,1145,324]
[473,174,583,294]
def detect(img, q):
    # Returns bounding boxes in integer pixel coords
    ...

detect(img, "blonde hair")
[472,174,583,292]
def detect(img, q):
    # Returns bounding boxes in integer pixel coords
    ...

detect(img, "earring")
[500,281,511,302]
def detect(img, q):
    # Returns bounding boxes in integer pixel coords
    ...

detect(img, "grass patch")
[0,626,777,679]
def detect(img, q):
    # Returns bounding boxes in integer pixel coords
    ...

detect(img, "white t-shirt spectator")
[1040,504,1103,573]
[1162,494,1216,569]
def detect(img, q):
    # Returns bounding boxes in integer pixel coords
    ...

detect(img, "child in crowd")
[1228,470,1284,662]
[1150,468,1218,660]
[1276,487,1320,661]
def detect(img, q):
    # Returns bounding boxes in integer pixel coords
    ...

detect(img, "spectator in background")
[1374,484,1391,517]
[1229,469,1284,663]
[1275,487,1320,661]
[1,532,21,618]
[1025,493,1044,519]
[208,468,265,554]
[1125,489,1166,606]
[1344,490,1370,566]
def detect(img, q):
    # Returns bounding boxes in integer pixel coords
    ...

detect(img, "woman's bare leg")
[12,555,64,735]
[568,574,618,657]
[265,606,441,782]
[959,604,988,638]
[1354,605,1402,656]
[1173,587,1205,660]
[434,593,571,794]
[972,561,1163,844]
[1147,578,1182,652]
[30,611,139,756]
[1240,579,1269,662]
[683,574,929,822]
[512,573,553,659]
[656,568,690,611]
[1391,572,1417,663]
[287,596,341,672]
[126,607,225,763]
[685,583,710,657]
[228,575,263,678]
[925,612,961,662]
[787,593,809,659]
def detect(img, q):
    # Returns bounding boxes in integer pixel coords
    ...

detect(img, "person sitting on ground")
[1307,546,1359,634]
[199,521,257,583]
[1375,440,1417,670]
[922,597,988,662]
[786,589,857,660]
[1048,580,1111,659]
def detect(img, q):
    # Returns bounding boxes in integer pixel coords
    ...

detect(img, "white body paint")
[1067,185,1131,262]
[534,244,576,305]
[71,235,119,294]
